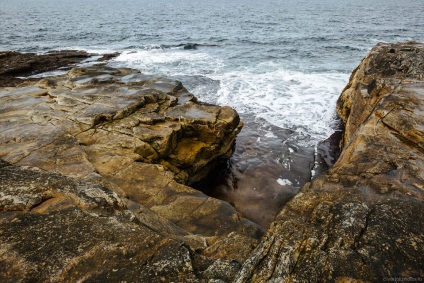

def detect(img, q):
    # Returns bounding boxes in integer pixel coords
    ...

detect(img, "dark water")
[1,0,423,227]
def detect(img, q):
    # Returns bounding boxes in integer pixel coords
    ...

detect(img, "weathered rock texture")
[1,65,243,186]
[0,160,247,282]
[234,42,424,282]
[2,42,424,282]
[0,62,262,282]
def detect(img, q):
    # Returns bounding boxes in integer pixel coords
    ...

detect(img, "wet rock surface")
[0,64,244,186]
[195,116,317,228]
[0,50,90,87]
[234,42,424,282]
[2,42,424,282]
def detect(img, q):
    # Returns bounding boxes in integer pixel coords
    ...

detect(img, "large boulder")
[234,42,424,282]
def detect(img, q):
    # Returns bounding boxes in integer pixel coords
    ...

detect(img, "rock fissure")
[27,196,56,212]
[1,58,265,281]
[175,197,210,225]
[232,42,424,282]
[234,233,278,283]
[288,236,308,276]
[9,133,66,165]
[2,43,424,282]
[353,206,374,250]
[381,120,424,153]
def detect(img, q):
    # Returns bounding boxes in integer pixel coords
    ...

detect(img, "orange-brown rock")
[234,42,424,282]
[0,160,249,282]
[3,42,424,282]
[0,63,261,282]
[0,65,242,185]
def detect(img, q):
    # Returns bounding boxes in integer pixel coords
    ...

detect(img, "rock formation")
[1,65,243,185]
[234,42,424,282]
[0,160,248,282]
[0,50,91,87]
[1,42,423,282]
[0,61,261,282]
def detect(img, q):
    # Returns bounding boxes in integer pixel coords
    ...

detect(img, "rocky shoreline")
[234,42,424,282]
[1,42,423,282]
[0,54,262,282]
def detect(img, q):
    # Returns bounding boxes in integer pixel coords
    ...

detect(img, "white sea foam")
[211,69,348,145]
[277,178,293,186]
[26,70,68,79]
[112,49,224,77]
[111,49,349,146]
[264,131,277,138]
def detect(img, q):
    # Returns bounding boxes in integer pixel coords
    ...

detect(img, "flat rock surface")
[1,65,244,185]
[234,42,424,282]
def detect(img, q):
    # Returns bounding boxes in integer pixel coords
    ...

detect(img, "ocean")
[1,0,423,226]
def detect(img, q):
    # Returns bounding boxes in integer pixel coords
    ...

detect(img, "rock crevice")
[0,60,261,282]
[2,42,424,282]
[234,42,424,282]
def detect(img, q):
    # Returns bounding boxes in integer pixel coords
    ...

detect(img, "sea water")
[1,0,423,226]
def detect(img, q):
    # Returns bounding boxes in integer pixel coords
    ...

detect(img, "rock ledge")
[0,61,261,282]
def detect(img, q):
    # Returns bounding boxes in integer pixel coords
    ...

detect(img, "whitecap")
[109,48,349,147]
[110,49,224,77]
[210,68,348,146]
